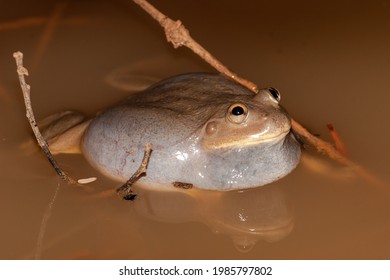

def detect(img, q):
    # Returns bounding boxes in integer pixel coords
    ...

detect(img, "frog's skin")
[48,72,301,191]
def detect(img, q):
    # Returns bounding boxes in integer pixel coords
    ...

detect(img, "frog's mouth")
[203,129,291,150]
[247,129,290,144]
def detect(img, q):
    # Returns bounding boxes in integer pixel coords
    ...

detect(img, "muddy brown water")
[1,0,390,259]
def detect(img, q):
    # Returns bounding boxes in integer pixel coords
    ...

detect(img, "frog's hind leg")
[41,111,92,155]
[22,111,91,155]
[40,111,84,142]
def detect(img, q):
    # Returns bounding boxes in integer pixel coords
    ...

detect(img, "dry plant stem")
[116,143,153,200]
[13,51,77,185]
[132,0,258,93]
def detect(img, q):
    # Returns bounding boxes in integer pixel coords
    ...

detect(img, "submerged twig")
[292,119,388,191]
[13,51,77,184]
[132,0,388,190]
[116,143,153,200]
[326,123,347,156]
[0,16,84,31]
[291,119,351,166]
[32,2,67,70]
[0,17,47,31]
[35,182,60,260]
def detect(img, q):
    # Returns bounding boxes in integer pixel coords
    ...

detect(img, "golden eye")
[227,103,248,124]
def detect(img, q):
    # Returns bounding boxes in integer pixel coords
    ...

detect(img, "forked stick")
[32,2,67,69]
[116,143,153,200]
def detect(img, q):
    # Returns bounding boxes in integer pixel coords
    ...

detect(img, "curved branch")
[13,51,77,184]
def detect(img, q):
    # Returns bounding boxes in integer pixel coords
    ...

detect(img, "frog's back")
[123,72,254,123]
[126,72,255,106]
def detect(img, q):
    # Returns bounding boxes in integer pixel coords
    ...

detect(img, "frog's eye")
[267,87,281,103]
[227,103,249,124]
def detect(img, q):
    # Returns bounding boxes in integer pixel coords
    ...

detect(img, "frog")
[44,72,301,191]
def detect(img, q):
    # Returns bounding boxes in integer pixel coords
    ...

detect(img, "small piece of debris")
[77,177,97,184]
[173,181,193,189]
[123,193,138,201]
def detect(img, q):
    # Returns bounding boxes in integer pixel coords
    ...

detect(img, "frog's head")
[200,87,292,150]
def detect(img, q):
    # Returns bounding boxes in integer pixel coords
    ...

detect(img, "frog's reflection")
[133,184,294,252]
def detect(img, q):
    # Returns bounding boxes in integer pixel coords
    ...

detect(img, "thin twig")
[132,0,258,93]
[116,143,153,200]
[132,0,388,190]
[13,51,77,184]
